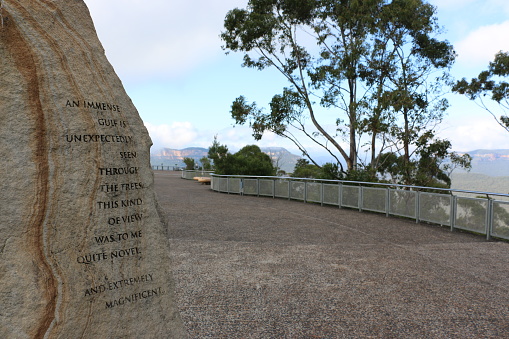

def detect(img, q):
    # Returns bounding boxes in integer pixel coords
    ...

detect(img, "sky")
[86,0,509,159]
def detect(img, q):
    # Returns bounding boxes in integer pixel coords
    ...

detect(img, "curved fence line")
[190,172,509,241]
[151,165,179,171]
[181,170,214,180]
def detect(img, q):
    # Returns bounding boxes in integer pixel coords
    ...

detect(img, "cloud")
[430,0,509,15]
[455,21,509,66]
[438,115,508,152]
[144,116,506,161]
[144,122,258,153]
[219,128,303,153]
[145,121,200,151]
[144,121,308,155]
[86,0,248,81]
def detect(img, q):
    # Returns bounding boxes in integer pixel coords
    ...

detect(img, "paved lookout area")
[154,171,509,338]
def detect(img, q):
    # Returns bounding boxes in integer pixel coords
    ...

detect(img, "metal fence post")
[486,198,493,240]
[415,191,420,224]
[321,182,324,206]
[450,195,456,231]
[386,187,390,217]
[339,184,343,208]
[359,186,363,212]
[288,180,291,200]
[205,175,508,242]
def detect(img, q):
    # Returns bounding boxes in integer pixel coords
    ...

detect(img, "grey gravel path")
[154,171,509,338]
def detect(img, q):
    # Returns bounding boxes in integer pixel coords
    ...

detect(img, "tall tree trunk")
[371,131,377,166]
[403,107,411,185]
[348,79,357,171]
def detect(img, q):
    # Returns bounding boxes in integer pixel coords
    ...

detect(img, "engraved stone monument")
[0,1,186,337]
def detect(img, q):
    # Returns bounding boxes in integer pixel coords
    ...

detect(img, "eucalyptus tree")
[222,0,457,179]
[222,0,381,173]
[453,51,509,133]
[371,0,457,184]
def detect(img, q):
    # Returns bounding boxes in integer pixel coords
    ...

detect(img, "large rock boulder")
[0,1,186,337]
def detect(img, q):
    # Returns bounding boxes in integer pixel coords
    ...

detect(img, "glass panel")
[362,187,386,213]
[455,197,487,233]
[390,189,416,219]
[306,182,322,203]
[290,181,305,201]
[275,180,289,198]
[342,185,359,208]
[243,179,258,195]
[492,201,509,240]
[259,179,274,197]
[323,184,339,206]
[229,178,241,194]
[419,192,451,226]
[212,177,219,191]
[218,178,228,193]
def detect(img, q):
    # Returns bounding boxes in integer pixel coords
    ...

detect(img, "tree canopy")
[222,0,458,185]
[199,156,212,170]
[291,159,342,180]
[453,51,509,133]
[291,159,322,179]
[377,132,471,187]
[208,138,275,176]
[183,157,195,170]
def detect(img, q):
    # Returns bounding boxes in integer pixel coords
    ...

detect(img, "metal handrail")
[210,174,509,199]
[209,174,509,241]
[181,170,215,179]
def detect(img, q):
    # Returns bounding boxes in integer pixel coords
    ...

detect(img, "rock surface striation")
[0,1,185,337]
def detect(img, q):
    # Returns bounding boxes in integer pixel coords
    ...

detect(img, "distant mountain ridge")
[150,146,301,173]
[456,149,509,177]
[151,147,208,168]
[153,147,207,159]
[151,147,508,179]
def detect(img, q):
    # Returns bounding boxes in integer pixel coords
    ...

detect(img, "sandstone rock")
[0,1,186,337]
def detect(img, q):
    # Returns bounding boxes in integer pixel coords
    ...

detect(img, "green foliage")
[291,159,342,180]
[207,138,275,176]
[453,51,509,132]
[199,156,212,170]
[375,132,472,188]
[208,135,229,171]
[291,159,322,178]
[320,162,342,180]
[231,145,276,176]
[277,169,287,176]
[343,167,379,183]
[183,157,195,170]
[222,0,456,177]
[368,0,455,182]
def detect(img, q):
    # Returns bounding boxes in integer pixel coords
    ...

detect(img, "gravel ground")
[154,171,509,338]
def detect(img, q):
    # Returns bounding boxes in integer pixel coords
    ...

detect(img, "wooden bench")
[193,177,211,185]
